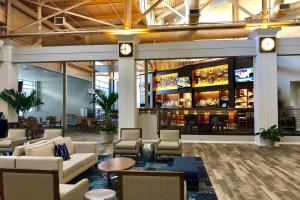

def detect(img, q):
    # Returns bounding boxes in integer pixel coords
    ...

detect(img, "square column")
[118,36,137,132]
[0,45,18,122]
[250,29,280,145]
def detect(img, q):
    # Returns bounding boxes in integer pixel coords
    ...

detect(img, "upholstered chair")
[113,128,142,157]
[155,129,182,158]
[0,169,88,200]
[0,128,27,153]
[118,170,186,200]
[28,128,64,144]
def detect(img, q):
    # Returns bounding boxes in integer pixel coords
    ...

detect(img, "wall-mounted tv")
[176,77,191,88]
[235,67,254,83]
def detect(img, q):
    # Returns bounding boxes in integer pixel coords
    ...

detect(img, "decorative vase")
[100,131,114,144]
[264,139,275,148]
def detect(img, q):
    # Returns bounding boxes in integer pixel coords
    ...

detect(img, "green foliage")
[258,125,283,142]
[91,89,118,132]
[0,89,44,119]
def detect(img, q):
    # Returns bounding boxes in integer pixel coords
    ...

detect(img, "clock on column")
[259,37,276,53]
[119,42,134,57]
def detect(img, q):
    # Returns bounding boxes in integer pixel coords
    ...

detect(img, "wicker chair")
[118,170,186,200]
[0,169,88,200]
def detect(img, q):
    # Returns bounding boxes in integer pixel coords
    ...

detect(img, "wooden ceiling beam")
[12,0,92,32]
[134,0,164,25]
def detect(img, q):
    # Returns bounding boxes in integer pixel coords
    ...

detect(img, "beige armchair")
[0,168,88,200]
[0,128,27,153]
[28,128,64,144]
[118,170,186,200]
[113,128,142,157]
[155,130,182,158]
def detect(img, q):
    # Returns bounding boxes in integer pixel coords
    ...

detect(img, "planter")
[100,131,114,144]
[264,139,275,148]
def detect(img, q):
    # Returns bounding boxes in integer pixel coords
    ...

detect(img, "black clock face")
[119,42,133,57]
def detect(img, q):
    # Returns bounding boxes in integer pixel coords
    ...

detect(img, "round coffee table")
[98,157,136,188]
[85,189,116,200]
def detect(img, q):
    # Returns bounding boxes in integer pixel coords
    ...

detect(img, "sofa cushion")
[48,136,63,142]
[7,129,26,139]
[115,141,137,149]
[160,130,180,141]
[121,129,140,141]
[25,141,55,157]
[54,143,70,161]
[158,141,180,150]
[0,140,11,148]
[53,137,75,155]
[13,140,49,156]
[63,153,95,177]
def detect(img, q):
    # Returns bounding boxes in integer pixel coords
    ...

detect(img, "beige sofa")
[0,128,27,152]
[9,136,98,183]
[0,158,88,200]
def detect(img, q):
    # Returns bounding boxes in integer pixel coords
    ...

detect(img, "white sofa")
[8,136,98,183]
[28,128,64,144]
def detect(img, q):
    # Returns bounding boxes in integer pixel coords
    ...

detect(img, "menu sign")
[153,73,178,91]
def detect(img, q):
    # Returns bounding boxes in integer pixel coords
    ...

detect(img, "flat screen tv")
[176,77,191,88]
[235,67,254,83]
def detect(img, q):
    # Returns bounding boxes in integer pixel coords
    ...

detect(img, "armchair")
[118,170,186,200]
[28,128,64,144]
[113,128,142,157]
[0,128,27,153]
[0,168,88,200]
[155,129,182,158]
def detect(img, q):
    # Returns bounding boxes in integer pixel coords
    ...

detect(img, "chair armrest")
[112,138,122,148]
[27,138,44,144]
[15,156,63,181]
[73,142,98,154]
[11,137,27,149]
[60,179,89,200]
[153,139,161,150]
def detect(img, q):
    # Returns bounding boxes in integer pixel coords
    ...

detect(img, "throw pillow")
[54,143,70,161]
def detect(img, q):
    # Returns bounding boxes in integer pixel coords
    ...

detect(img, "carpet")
[70,155,218,200]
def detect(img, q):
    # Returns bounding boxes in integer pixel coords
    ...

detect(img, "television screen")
[176,77,191,88]
[235,67,254,82]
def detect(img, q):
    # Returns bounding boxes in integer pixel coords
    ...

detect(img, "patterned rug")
[70,155,218,200]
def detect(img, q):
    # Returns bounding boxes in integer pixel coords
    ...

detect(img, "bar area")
[144,57,255,135]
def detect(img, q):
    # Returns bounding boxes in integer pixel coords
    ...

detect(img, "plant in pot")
[91,89,118,144]
[0,89,43,122]
[257,125,283,148]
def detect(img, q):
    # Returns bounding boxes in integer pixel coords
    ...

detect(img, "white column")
[118,36,137,132]
[251,28,280,145]
[0,45,18,122]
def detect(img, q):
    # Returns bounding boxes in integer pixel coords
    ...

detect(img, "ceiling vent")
[279,3,290,10]
[54,17,66,25]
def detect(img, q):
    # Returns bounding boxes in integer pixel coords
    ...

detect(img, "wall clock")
[260,37,276,53]
[119,42,134,57]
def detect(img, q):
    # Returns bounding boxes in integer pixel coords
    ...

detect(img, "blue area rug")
[70,155,218,200]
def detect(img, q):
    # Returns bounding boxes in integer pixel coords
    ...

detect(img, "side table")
[85,189,116,200]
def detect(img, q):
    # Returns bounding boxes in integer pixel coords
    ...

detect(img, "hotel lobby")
[0,0,300,200]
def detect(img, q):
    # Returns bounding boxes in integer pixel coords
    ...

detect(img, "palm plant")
[0,89,43,121]
[91,89,118,132]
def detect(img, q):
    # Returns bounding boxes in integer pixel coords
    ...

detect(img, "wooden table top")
[97,157,136,172]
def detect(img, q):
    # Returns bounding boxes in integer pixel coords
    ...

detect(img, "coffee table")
[98,157,136,188]
[85,189,116,200]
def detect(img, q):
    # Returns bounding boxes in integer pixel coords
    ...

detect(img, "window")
[19,79,37,112]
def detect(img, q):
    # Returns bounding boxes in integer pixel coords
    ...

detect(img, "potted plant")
[0,89,43,122]
[257,125,283,148]
[91,89,118,144]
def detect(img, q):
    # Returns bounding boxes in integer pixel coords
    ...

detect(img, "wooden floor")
[67,132,300,200]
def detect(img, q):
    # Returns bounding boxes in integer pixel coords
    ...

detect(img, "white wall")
[278,56,300,107]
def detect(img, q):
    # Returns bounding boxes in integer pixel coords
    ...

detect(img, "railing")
[139,108,254,135]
